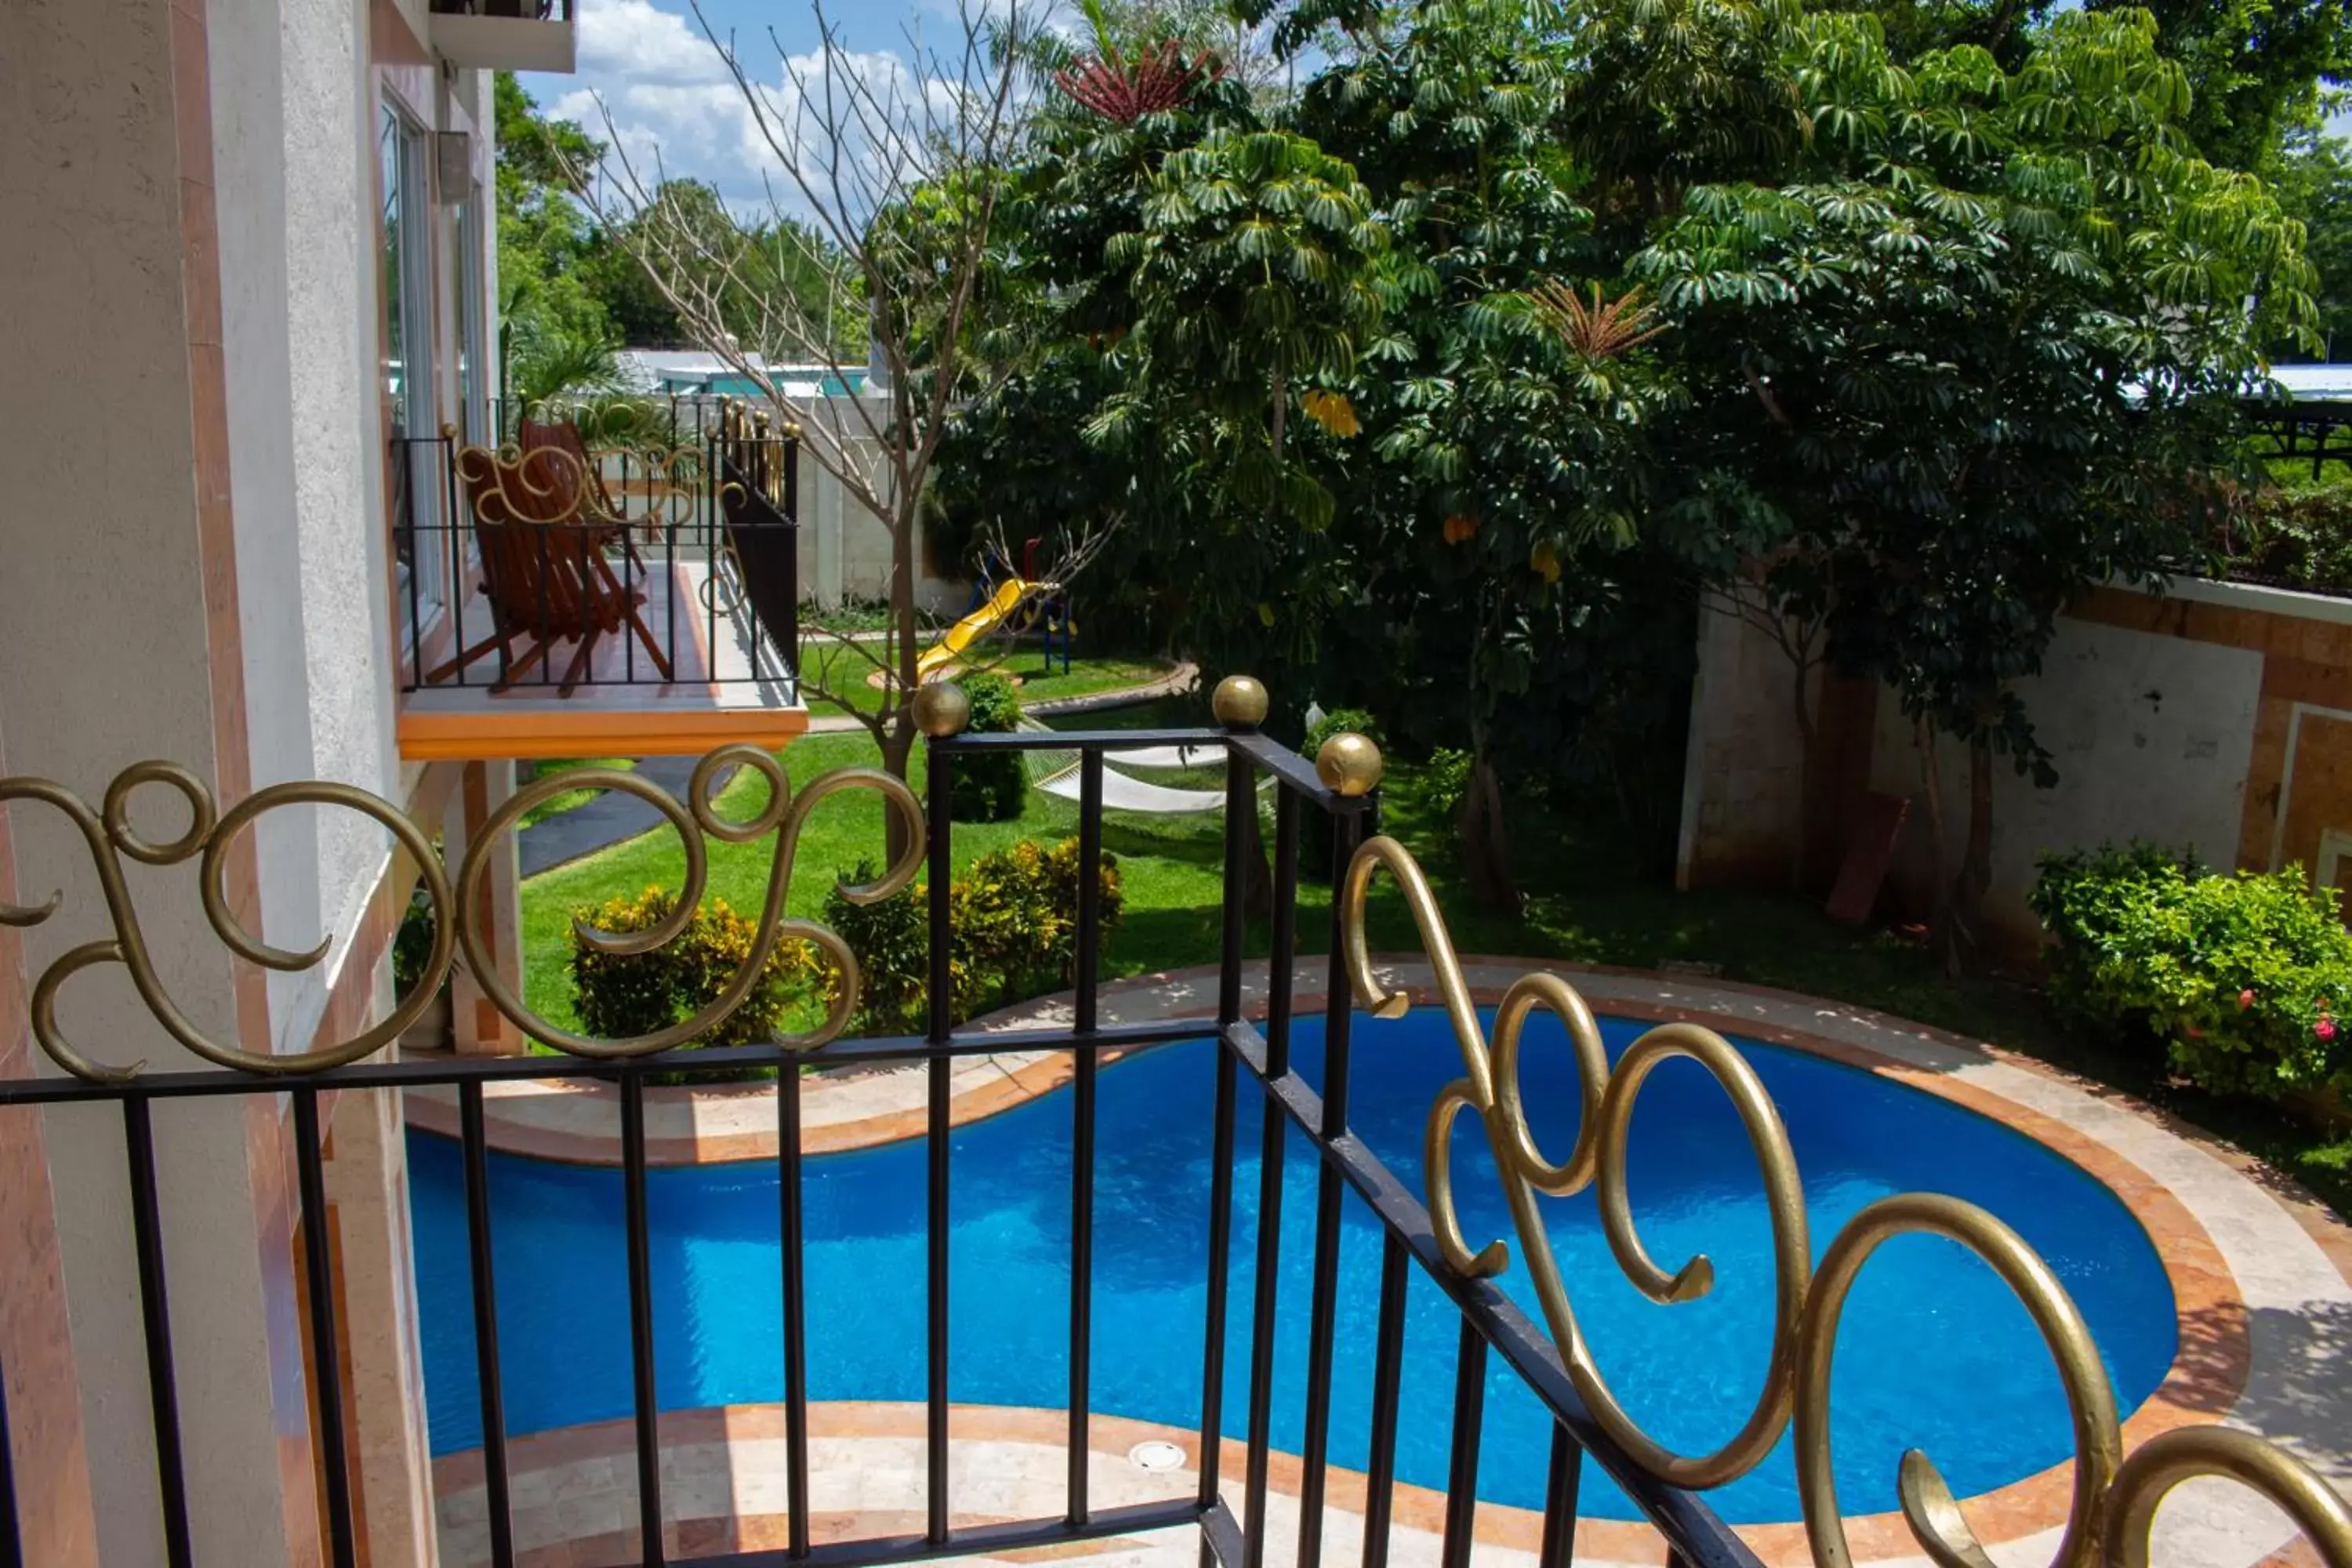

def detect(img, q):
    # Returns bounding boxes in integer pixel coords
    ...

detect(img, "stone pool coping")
[412,956,2352,1568]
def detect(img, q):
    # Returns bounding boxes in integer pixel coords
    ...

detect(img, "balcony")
[394,400,806,760]
[428,0,578,74]
[2,713,2348,1568]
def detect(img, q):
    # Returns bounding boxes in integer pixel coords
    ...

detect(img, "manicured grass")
[517,729,1232,1033]
[797,641,1171,719]
[517,726,2352,1219]
[518,758,635,827]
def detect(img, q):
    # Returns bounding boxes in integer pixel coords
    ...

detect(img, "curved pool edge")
[406,956,2352,1568]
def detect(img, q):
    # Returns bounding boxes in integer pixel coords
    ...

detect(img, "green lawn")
[517,725,2352,1218]
[518,757,636,827]
[797,641,1171,720]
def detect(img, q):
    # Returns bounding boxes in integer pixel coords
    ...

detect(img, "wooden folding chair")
[425,444,672,695]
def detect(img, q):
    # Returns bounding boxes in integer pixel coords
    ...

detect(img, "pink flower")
[2185,1025,2205,1039]
[2318,1018,2338,1043]
[2239,989,2256,1011]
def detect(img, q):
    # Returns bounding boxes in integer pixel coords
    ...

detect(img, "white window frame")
[383,96,445,633]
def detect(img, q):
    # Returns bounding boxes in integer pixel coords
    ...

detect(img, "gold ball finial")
[1316,732,1383,797]
[911,679,971,739]
[441,421,459,440]
[1211,675,1269,731]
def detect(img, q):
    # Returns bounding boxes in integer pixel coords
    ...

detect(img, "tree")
[492,73,615,405]
[2086,0,2352,172]
[1639,8,2317,965]
[2271,128,2352,357]
[943,3,1388,696]
[577,1,1063,815]
[1281,0,1681,912]
[1803,0,2055,67]
[577,181,862,354]
[1558,0,1813,238]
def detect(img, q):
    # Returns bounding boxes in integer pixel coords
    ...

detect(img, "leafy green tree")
[577,180,863,354]
[1283,0,1682,910]
[2271,128,2352,356]
[1803,0,2054,66]
[492,74,613,402]
[2086,0,2352,171]
[1639,8,2317,964]
[1559,0,1812,235]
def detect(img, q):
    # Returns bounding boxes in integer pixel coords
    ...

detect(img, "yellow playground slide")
[916,578,1036,682]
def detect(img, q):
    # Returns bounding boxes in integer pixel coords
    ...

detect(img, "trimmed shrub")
[569,887,837,1076]
[955,838,1124,1007]
[949,673,1027,822]
[823,863,938,1037]
[2029,844,2352,1097]
[826,838,1123,1033]
[571,888,687,1040]
[1301,707,1381,879]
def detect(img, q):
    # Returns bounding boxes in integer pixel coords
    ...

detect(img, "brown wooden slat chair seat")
[423,443,673,695]
[518,417,673,677]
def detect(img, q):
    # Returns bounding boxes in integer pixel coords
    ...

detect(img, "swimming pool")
[407,1006,2177,1524]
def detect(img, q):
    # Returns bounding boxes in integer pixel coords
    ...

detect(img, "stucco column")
[447,760,526,1054]
[0,5,336,1561]
[325,1058,440,1568]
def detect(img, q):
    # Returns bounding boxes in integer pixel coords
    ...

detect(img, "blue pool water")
[408,1007,2177,1523]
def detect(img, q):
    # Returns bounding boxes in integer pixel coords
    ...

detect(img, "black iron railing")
[430,0,575,20]
[0,724,1765,1568]
[2,719,2342,1568]
[394,402,799,697]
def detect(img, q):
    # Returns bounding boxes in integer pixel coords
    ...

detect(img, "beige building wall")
[0,0,514,1561]
[1678,575,2352,957]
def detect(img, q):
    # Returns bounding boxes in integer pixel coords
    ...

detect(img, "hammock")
[1018,720,1258,815]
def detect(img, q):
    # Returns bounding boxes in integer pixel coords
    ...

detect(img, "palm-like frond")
[1057,38,1225,125]
[1527,280,1668,359]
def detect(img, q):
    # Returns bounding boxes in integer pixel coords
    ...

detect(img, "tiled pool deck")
[415,958,2352,1568]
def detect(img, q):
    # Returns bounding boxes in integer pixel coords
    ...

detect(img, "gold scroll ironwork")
[0,747,920,1082]
[1338,832,2352,1568]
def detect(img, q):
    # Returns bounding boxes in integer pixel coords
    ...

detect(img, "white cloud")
[575,0,731,88]
[558,5,1016,222]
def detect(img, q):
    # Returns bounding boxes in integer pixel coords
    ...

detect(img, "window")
[453,191,488,444]
[383,102,443,630]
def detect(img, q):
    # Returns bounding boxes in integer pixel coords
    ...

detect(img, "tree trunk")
[1786,650,1817,897]
[1458,745,1521,917]
[1915,719,1959,976]
[881,717,918,866]
[1945,730,1996,977]
[884,498,921,866]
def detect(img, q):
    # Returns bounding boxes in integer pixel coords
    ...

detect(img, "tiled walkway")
[419,958,2352,1568]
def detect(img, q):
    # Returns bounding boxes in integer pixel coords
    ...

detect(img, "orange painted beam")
[396,699,810,761]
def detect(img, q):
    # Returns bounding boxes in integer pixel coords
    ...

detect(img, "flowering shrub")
[2029,844,2352,1097]
[826,838,1124,1033]
[570,888,837,1076]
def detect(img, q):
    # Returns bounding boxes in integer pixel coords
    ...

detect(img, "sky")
[517,0,1036,212]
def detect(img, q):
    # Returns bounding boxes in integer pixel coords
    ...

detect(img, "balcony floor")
[397,557,805,761]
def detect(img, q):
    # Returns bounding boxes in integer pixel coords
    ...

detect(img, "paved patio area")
[416,958,2352,1568]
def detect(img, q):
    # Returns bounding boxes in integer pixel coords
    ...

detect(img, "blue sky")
[517,0,1015,208]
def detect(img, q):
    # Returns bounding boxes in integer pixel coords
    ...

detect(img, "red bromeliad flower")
[2239,988,2256,1011]
[1056,38,1223,123]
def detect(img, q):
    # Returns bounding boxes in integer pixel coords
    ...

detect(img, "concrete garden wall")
[1677,576,2352,957]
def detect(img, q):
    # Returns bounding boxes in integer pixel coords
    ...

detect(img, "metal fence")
[394,401,799,696]
[0,709,2346,1568]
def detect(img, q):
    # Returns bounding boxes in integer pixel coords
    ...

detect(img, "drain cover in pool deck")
[1127,1440,1186,1472]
